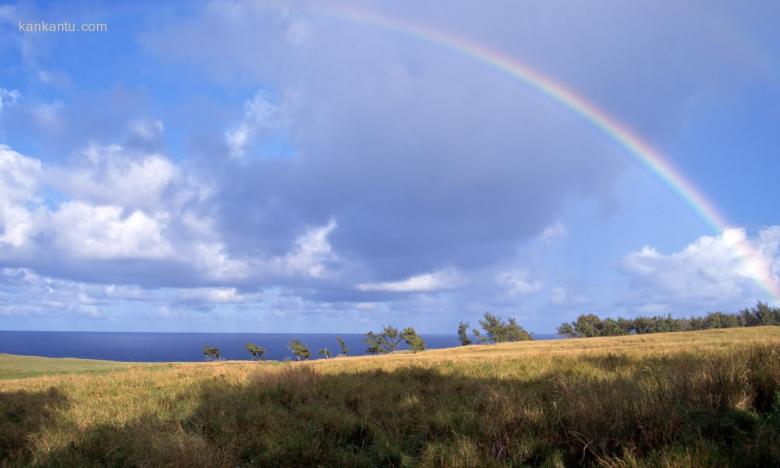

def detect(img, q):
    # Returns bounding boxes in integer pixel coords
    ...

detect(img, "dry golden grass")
[1,327,778,467]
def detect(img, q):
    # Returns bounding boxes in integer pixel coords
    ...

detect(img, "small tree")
[364,325,402,354]
[245,343,265,360]
[319,348,332,359]
[336,337,349,356]
[478,313,532,343]
[400,327,426,352]
[288,340,311,360]
[203,345,221,361]
[457,322,472,345]
[472,328,486,344]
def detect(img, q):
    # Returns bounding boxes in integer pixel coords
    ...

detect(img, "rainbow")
[319,6,780,302]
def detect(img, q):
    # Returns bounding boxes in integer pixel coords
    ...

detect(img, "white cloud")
[49,144,180,210]
[0,145,43,247]
[0,88,21,113]
[539,221,567,244]
[127,118,164,141]
[357,268,463,293]
[225,91,284,158]
[497,269,542,296]
[549,286,588,306]
[275,219,338,278]
[620,227,780,308]
[178,287,245,304]
[50,202,172,260]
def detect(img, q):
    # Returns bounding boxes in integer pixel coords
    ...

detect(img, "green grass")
[0,354,141,380]
[0,327,779,467]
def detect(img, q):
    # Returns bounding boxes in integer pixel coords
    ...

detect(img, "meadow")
[1,327,779,467]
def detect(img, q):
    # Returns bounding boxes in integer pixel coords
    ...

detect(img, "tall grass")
[1,327,778,467]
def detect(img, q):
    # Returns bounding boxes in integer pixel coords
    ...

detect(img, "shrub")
[203,346,221,361]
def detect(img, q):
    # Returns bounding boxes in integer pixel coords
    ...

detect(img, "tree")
[457,322,472,345]
[245,343,265,360]
[601,318,625,336]
[479,313,532,343]
[364,326,402,354]
[319,348,332,359]
[203,345,221,361]
[573,314,602,337]
[400,327,426,352]
[557,322,577,338]
[472,328,486,344]
[336,337,349,356]
[288,340,311,360]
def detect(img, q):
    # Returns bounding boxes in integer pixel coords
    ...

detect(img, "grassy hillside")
[0,354,146,380]
[1,327,778,466]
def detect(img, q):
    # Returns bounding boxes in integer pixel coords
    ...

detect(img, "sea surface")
[0,331,557,362]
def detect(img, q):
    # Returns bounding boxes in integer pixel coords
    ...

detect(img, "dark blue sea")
[0,331,556,362]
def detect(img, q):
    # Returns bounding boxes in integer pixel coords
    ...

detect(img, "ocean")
[0,331,557,362]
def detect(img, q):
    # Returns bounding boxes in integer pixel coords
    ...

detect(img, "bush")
[203,346,221,361]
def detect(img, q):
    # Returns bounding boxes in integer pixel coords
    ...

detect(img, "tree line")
[457,312,533,345]
[556,301,780,338]
[201,326,428,361]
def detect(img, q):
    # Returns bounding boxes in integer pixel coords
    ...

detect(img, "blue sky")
[0,0,779,333]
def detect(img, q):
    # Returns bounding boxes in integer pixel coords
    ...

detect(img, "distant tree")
[601,318,625,336]
[479,313,502,342]
[400,327,426,352]
[457,322,472,345]
[245,343,265,360]
[203,345,221,361]
[288,340,311,360]
[555,301,780,341]
[573,314,602,337]
[336,337,349,356]
[755,302,778,325]
[478,313,532,343]
[617,318,635,335]
[319,348,332,359]
[557,322,577,338]
[364,326,402,354]
[472,328,486,344]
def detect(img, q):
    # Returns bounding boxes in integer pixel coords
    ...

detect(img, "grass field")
[0,354,146,380]
[1,327,779,466]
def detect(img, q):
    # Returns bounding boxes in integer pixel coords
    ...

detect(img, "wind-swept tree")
[472,328,486,344]
[457,322,472,345]
[364,326,402,354]
[319,348,332,359]
[245,343,265,360]
[288,340,311,360]
[479,313,532,343]
[203,345,221,361]
[336,337,349,356]
[400,327,426,352]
